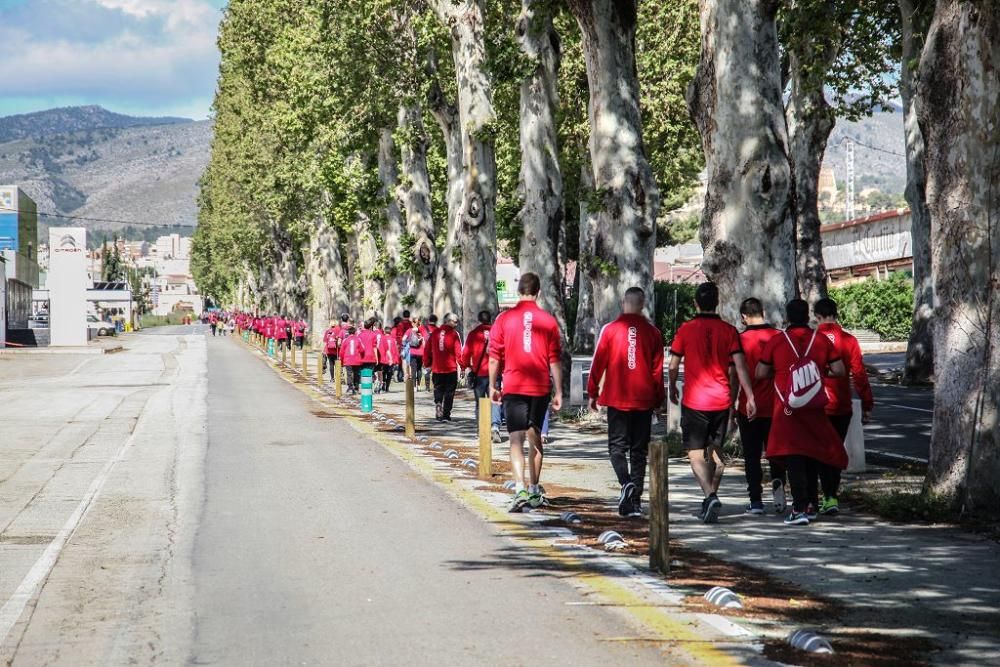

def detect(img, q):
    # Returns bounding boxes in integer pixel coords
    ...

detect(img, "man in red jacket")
[339,325,365,394]
[814,297,875,516]
[420,314,438,392]
[462,310,501,441]
[489,272,563,512]
[735,297,784,514]
[322,315,347,383]
[588,287,664,517]
[425,313,463,421]
[378,325,400,393]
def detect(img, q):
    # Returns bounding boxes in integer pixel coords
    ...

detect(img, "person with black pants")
[424,313,463,421]
[587,287,665,517]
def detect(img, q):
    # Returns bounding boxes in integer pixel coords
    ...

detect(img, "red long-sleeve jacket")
[588,314,665,411]
[817,323,874,414]
[460,324,491,377]
[425,325,463,374]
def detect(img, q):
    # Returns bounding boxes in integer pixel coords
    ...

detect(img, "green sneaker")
[509,490,530,513]
[819,497,840,515]
[528,492,545,509]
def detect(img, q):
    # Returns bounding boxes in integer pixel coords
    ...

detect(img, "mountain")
[822,107,907,195]
[0,106,210,236]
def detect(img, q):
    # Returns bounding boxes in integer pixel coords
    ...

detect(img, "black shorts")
[681,406,730,451]
[503,394,550,435]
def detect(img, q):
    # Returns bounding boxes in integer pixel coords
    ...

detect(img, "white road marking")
[868,449,929,464]
[0,394,156,647]
[886,403,933,414]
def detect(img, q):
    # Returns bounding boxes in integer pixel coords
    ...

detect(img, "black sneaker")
[703,495,722,524]
[618,483,636,516]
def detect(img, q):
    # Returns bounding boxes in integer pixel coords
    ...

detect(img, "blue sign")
[0,212,18,252]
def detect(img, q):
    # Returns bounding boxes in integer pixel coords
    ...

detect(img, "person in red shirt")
[322,317,346,383]
[405,317,427,389]
[668,282,756,524]
[378,325,400,393]
[813,297,875,516]
[588,287,664,517]
[461,310,501,441]
[489,273,563,512]
[391,314,409,382]
[339,325,365,394]
[757,299,847,526]
[357,317,381,388]
[425,313,463,421]
[735,297,784,515]
[419,314,438,392]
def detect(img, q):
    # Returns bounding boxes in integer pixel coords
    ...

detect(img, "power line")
[846,138,906,158]
[0,205,192,228]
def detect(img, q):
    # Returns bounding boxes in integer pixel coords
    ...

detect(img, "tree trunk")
[428,59,465,319]
[917,0,1000,512]
[899,0,934,385]
[573,155,598,352]
[566,0,659,329]
[397,104,438,317]
[355,214,385,322]
[688,0,795,323]
[517,0,571,390]
[345,228,362,323]
[306,215,349,348]
[379,126,408,323]
[434,0,499,330]
[786,25,838,304]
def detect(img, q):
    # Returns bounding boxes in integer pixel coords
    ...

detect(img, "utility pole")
[843,137,856,222]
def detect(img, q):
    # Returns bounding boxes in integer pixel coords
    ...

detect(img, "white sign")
[48,227,88,346]
[822,212,912,271]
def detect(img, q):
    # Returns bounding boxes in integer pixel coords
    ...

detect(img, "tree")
[899,0,935,384]
[688,0,795,323]
[564,0,659,329]
[917,0,1000,513]
[432,0,500,329]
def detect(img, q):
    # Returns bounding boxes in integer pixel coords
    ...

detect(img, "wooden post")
[649,437,670,575]
[291,342,296,366]
[315,349,323,384]
[405,378,416,438]
[281,341,287,365]
[302,346,309,374]
[477,397,493,480]
[334,359,343,398]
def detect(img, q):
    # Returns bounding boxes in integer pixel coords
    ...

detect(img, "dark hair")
[695,282,719,311]
[478,310,492,325]
[340,313,349,323]
[739,297,764,318]
[814,297,839,319]
[402,310,410,318]
[624,286,645,304]
[518,272,541,296]
[392,316,402,326]
[786,299,810,326]
[429,314,439,324]
[365,317,378,329]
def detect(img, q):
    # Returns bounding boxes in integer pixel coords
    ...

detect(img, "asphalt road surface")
[0,328,667,665]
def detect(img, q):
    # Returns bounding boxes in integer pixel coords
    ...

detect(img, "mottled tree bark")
[428,57,464,319]
[355,214,385,322]
[917,0,1000,512]
[785,10,838,304]
[379,126,408,323]
[397,104,438,316]
[688,0,795,323]
[573,155,598,353]
[566,0,659,329]
[899,0,935,384]
[306,214,349,348]
[433,0,499,330]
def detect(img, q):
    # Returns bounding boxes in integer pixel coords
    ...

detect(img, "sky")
[0,0,227,120]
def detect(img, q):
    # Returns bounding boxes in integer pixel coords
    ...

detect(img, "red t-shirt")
[323,326,342,354]
[340,334,364,366]
[669,314,742,412]
[406,326,426,357]
[274,318,288,340]
[739,324,780,417]
[425,326,463,374]
[817,323,874,415]
[588,314,665,411]
[461,324,492,377]
[760,326,847,468]
[489,300,562,397]
[357,329,380,364]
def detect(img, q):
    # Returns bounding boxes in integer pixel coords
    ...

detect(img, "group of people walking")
[225,273,873,527]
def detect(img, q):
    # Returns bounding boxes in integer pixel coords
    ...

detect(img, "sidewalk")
[256,340,999,665]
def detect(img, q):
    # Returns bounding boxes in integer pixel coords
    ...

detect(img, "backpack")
[774,329,828,415]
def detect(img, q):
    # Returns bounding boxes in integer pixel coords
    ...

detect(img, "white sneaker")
[773,481,786,514]
[491,426,502,443]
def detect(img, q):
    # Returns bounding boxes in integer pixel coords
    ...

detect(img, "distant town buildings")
[1,186,40,336]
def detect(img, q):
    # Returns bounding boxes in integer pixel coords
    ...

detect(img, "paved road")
[0,329,669,665]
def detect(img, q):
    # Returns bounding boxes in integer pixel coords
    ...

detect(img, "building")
[0,186,40,331]
[152,273,204,316]
[155,234,182,260]
[178,236,193,260]
[821,208,913,283]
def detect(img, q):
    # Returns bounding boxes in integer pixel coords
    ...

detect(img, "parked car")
[87,314,116,337]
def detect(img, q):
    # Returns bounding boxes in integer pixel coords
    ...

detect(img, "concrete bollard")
[704,586,743,609]
[788,629,834,654]
[560,512,582,524]
[430,442,443,451]
[443,449,459,459]
[597,530,625,545]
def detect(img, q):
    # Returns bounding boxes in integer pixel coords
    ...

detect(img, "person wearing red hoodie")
[419,314,438,392]
[814,297,875,516]
[378,326,400,393]
[357,318,381,389]
[425,313,463,421]
[339,325,365,394]
[588,287,665,517]
[461,310,500,441]
[322,317,346,383]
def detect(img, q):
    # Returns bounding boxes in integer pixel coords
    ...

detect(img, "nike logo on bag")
[789,381,823,408]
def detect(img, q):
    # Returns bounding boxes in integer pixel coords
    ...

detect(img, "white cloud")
[0,0,222,117]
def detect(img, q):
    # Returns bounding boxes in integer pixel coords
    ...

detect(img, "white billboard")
[48,227,88,346]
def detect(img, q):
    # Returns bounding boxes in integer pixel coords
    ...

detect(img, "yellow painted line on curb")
[241,339,743,665]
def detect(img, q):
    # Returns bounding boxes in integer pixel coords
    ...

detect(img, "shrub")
[654,281,698,345]
[828,272,913,341]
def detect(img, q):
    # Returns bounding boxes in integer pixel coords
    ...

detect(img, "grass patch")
[841,476,955,523]
[141,313,191,328]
